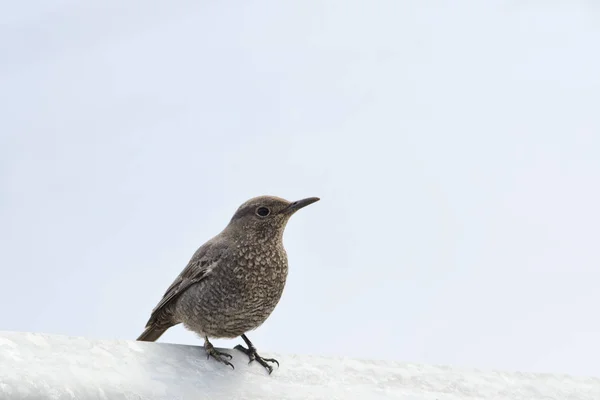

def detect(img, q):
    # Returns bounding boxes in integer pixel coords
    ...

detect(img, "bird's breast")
[231,245,288,293]
[176,243,289,337]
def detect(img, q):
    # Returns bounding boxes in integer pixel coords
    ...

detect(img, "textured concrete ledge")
[0,331,598,400]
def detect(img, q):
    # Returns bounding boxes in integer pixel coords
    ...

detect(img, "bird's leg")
[234,334,279,374]
[204,336,234,369]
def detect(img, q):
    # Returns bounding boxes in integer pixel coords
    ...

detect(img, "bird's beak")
[284,197,320,214]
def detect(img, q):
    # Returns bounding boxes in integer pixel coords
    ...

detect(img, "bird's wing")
[144,240,225,328]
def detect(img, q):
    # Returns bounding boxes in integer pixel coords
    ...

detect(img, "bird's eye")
[256,206,270,217]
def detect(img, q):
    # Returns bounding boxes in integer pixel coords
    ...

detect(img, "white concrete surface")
[0,331,598,400]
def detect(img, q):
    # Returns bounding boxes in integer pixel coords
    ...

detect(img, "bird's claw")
[205,343,234,369]
[235,344,279,374]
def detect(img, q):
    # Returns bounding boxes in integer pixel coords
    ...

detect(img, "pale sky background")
[1,0,599,378]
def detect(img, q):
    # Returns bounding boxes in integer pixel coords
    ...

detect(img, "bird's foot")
[204,339,234,369]
[234,343,279,374]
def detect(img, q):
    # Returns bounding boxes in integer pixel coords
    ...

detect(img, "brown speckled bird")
[137,195,319,374]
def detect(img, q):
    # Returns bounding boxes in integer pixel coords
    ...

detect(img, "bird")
[136,195,319,374]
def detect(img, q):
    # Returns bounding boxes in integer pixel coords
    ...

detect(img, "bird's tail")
[137,325,168,342]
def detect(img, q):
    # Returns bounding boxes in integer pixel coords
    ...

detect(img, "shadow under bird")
[137,195,320,374]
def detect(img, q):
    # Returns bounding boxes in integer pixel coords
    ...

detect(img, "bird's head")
[226,195,320,242]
